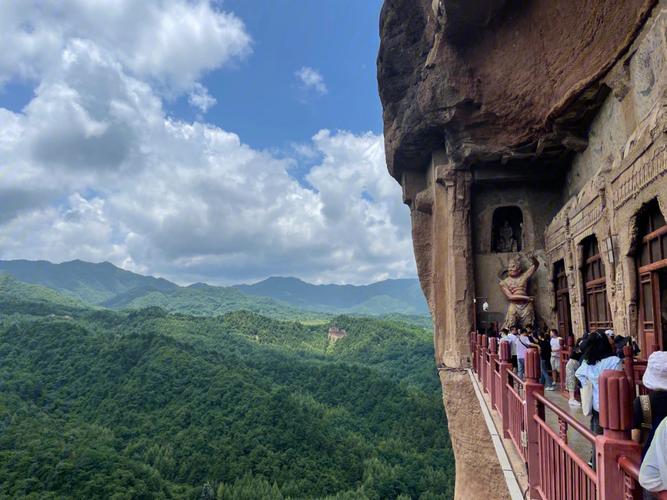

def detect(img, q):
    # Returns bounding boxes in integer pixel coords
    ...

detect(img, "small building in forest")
[327,326,347,342]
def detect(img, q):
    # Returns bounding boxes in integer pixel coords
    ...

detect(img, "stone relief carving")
[612,143,667,209]
[570,196,604,238]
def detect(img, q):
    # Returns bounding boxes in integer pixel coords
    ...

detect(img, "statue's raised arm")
[525,255,539,279]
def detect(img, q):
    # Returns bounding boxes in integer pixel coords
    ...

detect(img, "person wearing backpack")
[632,352,667,460]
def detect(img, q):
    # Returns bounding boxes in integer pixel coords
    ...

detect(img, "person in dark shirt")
[566,335,587,407]
[632,351,667,459]
[615,334,641,359]
[536,331,555,390]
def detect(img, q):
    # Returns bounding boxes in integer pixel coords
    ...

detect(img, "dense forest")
[0,275,452,499]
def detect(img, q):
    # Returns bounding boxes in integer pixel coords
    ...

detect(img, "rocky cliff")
[377,1,657,499]
[378,0,655,181]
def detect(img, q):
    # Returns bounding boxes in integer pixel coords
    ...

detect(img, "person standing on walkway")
[507,326,518,370]
[516,328,537,380]
[498,328,509,347]
[632,352,667,460]
[566,336,586,407]
[549,329,561,385]
[639,416,667,497]
[537,331,556,390]
[575,330,623,467]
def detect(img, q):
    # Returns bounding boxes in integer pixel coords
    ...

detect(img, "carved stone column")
[432,160,474,368]
[429,157,508,500]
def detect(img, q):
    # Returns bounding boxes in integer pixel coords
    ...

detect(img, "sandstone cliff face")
[378,0,655,180]
[377,2,658,499]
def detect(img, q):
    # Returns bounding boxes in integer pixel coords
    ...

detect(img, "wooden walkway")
[543,390,592,464]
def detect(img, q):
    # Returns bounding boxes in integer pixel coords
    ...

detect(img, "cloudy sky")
[0,0,416,285]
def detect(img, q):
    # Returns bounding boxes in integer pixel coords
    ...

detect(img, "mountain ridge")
[0,259,428,317]
[235,275,427,315]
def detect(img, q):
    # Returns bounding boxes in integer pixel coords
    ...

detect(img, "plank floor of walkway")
[543,388,593,464]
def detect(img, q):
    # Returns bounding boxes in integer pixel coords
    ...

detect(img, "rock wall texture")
[378,0,656,180]
[439,370,510,500]
[377,1,661,499]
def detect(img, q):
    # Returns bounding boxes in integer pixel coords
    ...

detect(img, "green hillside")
[0,259,177,304]
[0,274,89,316]
[0,293,452,499]
[102,283,329,322]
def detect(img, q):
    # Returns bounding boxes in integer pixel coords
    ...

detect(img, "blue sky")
[172,0,384,150]
[0,0,414,285]
[0,0,384,146]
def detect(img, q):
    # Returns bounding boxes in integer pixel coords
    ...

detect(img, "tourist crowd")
[474,324,667,496]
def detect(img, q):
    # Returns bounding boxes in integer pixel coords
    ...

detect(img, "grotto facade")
[378,1,666,498]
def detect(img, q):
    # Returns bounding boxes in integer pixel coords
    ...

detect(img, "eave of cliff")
[377,0,657,181]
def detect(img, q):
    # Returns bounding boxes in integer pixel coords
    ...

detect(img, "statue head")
[508,257,522,277]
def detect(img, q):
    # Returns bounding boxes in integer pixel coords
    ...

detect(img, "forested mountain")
[0,259,177,304]
[0,287,453,499]
[235,277,428,315]
[100,282,326,322]
[0,274,89,316]
[0,260,429,317]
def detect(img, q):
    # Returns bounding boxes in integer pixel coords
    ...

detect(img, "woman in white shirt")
[549,329,561,384]
[639,416,667,497]
[575,330,623,468]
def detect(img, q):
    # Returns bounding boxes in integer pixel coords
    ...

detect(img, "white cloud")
[0,2,415,285]
[0,0,252,92]
[295,66,328,95]
[188,83,217,113]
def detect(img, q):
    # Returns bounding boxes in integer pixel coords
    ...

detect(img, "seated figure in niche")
[497,220,518,253]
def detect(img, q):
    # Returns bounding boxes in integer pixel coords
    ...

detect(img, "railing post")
[595,370,641,500]
[476,333,481,375]
[524,349,543,499]
[499,341,512,438]
[480,335,488,387]
[623,345,635,396]
[472,333,478,373]
[489,338,498,408]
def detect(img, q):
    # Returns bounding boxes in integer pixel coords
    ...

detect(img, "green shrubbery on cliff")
[0,284,453,499]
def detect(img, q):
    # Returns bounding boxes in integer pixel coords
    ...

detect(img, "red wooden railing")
[534,392,598,499]
[492,359,502,413]
[623,345,649,397]
[618,455,643,500]
[468,334,659,500]
[506,369,527,461]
